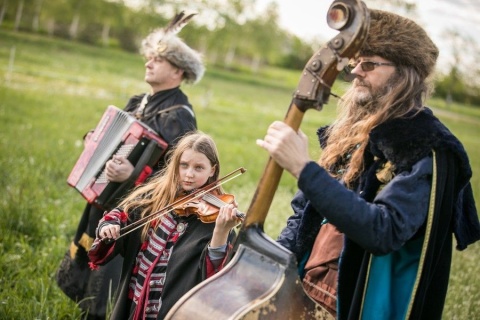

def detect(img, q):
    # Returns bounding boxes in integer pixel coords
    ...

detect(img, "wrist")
[210,229,229,248]
[291,160,309,179]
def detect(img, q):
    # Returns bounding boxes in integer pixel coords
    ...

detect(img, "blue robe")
[277,108,479,319]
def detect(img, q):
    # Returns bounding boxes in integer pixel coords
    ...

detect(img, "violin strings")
[203,193,246,220]
[202,193,227,207]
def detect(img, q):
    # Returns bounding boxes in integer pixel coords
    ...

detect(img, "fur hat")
[140,12,205,84]
[359,9,439,80]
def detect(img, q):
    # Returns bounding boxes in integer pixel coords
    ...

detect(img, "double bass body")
[168,228,326,319]
[166,1,370,318]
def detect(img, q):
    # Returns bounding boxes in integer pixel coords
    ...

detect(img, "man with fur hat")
[257,9,480,320]
[56,12,204,320]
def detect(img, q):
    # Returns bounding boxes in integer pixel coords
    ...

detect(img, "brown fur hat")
[360,9,439,80]
[140,12,204,84]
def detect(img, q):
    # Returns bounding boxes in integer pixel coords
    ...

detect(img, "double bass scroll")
[166,1,370,319]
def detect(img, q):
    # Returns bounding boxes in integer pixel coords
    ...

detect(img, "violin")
[104,167,246,241]
[173,191,246,223]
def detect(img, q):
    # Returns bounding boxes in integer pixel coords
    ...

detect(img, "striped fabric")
[128,213,185,319]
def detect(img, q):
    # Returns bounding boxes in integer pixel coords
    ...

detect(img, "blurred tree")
[31,0,41,31]
[243,2,284,71]
[41,0,71,37]
[4,0,478,107]
[0,0,7,26]
[14,0,24,31]
[436,29,480,106]
[278,35,316,70]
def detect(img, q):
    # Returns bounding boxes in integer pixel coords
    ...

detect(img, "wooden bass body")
[168,227,331,319]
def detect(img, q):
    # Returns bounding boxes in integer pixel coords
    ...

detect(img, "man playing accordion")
[56,12,204,320]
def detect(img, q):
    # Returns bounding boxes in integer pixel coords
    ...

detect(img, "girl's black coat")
[110,214,215,320]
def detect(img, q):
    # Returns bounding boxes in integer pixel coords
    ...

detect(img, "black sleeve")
[155,106,197,144]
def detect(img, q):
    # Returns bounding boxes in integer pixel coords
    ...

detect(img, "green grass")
[0,29,479,319]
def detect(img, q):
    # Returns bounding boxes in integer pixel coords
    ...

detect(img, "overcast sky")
[256,0,480,69]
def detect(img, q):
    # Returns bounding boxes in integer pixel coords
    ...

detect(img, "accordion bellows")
[67,105,168,210]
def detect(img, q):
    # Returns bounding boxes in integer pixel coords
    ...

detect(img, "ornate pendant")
[177,222,186,233]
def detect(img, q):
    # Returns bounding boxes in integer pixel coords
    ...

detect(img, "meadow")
[0,29,479,319]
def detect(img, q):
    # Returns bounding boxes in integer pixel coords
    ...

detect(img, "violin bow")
[108,167,246,241]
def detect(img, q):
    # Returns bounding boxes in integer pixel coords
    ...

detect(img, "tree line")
[0,0,314,71]
[2,0,479,106]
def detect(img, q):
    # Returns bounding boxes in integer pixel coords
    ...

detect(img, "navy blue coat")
[277,108,479,319]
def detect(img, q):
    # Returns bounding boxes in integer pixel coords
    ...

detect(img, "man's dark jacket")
[277,108,480,319]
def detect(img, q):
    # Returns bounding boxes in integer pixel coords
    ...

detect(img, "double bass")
[166,1,370,318]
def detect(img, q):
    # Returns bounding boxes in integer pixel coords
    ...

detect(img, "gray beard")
[353,87,373,106]
[351,75,398,112]
[351,83,379,113]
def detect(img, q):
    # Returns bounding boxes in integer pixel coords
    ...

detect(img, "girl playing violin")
[88,131,241,320]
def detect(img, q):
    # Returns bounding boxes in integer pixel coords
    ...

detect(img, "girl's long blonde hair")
[119,131,222,240]
[319,65,434,187]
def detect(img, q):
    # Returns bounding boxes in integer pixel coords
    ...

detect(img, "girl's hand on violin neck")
[210,204,241,247]
[99,224,120,240]
[217,204,242,228]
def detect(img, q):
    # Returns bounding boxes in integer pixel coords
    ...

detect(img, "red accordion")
[67,105,168,210]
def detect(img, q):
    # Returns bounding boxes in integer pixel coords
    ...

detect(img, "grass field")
[1,29,479,319]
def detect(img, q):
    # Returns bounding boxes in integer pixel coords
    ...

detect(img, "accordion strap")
[134,93,150,119]
[156,104,195,118]
[135,94,195,120]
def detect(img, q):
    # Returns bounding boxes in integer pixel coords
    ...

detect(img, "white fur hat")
[140,12,205,84]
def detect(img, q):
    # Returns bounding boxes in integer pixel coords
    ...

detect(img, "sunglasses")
[348,61,395,72]
[342,61,395,82]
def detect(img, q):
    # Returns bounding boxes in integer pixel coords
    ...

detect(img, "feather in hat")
[141,11,205,84]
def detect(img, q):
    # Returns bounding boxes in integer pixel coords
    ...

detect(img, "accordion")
[67,105,168,210]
